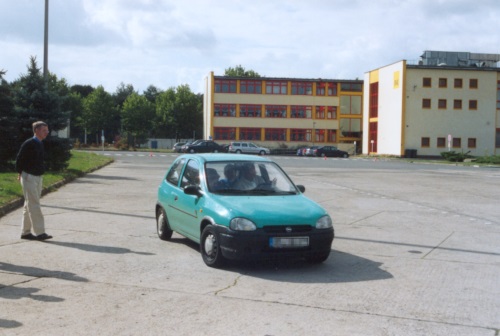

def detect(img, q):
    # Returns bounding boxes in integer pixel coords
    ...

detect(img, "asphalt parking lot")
[1,153,499,335]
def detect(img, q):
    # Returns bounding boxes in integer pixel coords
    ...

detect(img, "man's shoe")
[36,233,53,241]
[21,233,37,240]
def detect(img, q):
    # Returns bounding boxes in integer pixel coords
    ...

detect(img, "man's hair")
[32,121,48,133]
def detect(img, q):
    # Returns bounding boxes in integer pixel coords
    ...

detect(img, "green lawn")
[0,151,113,208]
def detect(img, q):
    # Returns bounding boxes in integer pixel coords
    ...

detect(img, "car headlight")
[316,215,333,229]
[230,218,257,231]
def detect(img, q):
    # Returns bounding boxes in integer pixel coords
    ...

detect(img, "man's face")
[35,126,49,140]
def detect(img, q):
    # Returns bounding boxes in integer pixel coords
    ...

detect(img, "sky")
[1,0,499,95]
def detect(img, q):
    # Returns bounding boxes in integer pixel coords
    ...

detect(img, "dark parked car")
[313,146,349,158]
[182,140,225,153]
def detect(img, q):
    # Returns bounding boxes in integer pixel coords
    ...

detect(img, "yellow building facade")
[203,72,363,152]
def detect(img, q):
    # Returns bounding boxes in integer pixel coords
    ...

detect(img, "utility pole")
[43,0,49,83]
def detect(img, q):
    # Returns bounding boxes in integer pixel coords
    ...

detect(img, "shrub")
[43,137,72,171]
[440,150,473,162]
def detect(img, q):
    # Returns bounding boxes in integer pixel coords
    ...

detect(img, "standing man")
[15,121,53,241]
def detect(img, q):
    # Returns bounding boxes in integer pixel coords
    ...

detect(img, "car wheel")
[156,208,173,241]
[343,153,349,158]
[259,150,265,155]
[305,252,330,263]
[200,225,225,267]
[321,153,326,157]
[236,150,242,154]
[189,149,195,153]
[213,149,219,153]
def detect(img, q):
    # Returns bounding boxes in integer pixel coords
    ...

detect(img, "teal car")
[156,154,334,267]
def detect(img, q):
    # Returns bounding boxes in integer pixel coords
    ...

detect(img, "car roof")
[176,153,272,163]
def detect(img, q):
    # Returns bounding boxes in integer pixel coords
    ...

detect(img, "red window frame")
[239,128,261,141]
[290,106,312,118]
[265,105,287,118]
[291,82,312,95]
[213,127,236,141]
[240,104,262,117]
[265,81,287,95]
[214,104,236,117]
[215,79,236,93]
[265,128,286,141]
[290,129,311,142]
[240,80,262,94]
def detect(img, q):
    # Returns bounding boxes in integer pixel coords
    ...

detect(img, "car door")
[248,143,259,154]
[170,159,202,241]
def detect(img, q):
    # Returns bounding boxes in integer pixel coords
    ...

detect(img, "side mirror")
[296,185,305,193]
[184,185,202,197]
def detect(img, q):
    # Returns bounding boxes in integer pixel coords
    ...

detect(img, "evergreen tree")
[0,70,18,169]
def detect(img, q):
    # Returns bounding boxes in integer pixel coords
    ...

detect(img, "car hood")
[208,194,328,227]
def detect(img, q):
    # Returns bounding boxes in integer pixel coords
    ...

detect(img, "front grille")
[262,225,312,234]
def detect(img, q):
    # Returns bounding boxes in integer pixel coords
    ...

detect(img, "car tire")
[200,225,225,268]
[156,208,173,241]
[259,150,265,155]
[343,153,349,158]
[321,153,326,157]
[305,252,330,263]
[236,150,242,154]
[213,149,219,153]
[189,149,195,153]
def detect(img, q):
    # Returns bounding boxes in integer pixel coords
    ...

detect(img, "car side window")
[166,158,185,186]
[180,160,200,189]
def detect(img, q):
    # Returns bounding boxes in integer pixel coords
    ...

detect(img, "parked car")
[156,154,334,267]
[228,142,270,155]
[172,142,186,153]
[182,140,224,153]
[296,147,307,156]
[313,146,349,158]
[304,146,319,156]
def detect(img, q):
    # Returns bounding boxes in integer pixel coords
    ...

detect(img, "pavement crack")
[422,231,455,259]
[213,275,243,296]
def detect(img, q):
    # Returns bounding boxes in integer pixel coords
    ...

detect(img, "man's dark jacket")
[16,137,45,176]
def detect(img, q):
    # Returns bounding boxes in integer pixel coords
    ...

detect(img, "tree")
[155,85,202,139]
[121,93,155,147]
[0,70,17,169]
[71,84,94,98]
[82,86,117,144]
[143,85,162,104]
[224,65,261,78]
[10,56,71,171]
[113,82,135,108]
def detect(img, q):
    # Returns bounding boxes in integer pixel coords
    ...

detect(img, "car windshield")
[205,161,299,195]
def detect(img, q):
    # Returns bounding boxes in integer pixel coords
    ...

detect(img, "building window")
[265,105,287,118]
[240,80,262,94]
[438,99,447,109]
[497,80,500,109]
[291,105,312,118]
[327,130,337,142]
[439,78,447,88]
[468,138,477,148]
[369,82,379,118]
[265,128,286,141]
[437,137,446,148]
[214,104,236,117]
[453,100,462,109]
[215,79,236,93]
[469,78,478,89]
[452,137,461,148]
[214,127,235,140]
[340,83,362,92]
[316,106,325,119]
[422,99,431,109]
[423,78,431,87]
[291,82,312,95]
[340,96,361,115]
[469,100,478,110]
[327,106,338,119]
[454,78,463,88]
[339,118,361,137]
[239,128,261,141]
[421,137,430,147]
[316,83,326,96]
[328,83,338,96]
[290,129,311,141]
[496,129,500,148]
[314,129,325,143]
[266,81,287,95]
[240,104,261,117]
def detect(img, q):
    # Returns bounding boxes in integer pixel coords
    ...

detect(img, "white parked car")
[228,142,270,155]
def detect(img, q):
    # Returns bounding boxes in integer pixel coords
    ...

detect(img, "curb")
[0,161,113,218]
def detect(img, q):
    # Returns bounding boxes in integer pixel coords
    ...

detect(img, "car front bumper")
[214,225,334,261]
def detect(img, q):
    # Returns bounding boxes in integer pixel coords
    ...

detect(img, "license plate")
[269,237,309,248]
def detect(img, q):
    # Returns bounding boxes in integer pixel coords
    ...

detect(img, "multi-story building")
[363,51,500,157]
[203,72,363,152]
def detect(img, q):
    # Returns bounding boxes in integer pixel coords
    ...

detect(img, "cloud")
[0,0,499,94]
